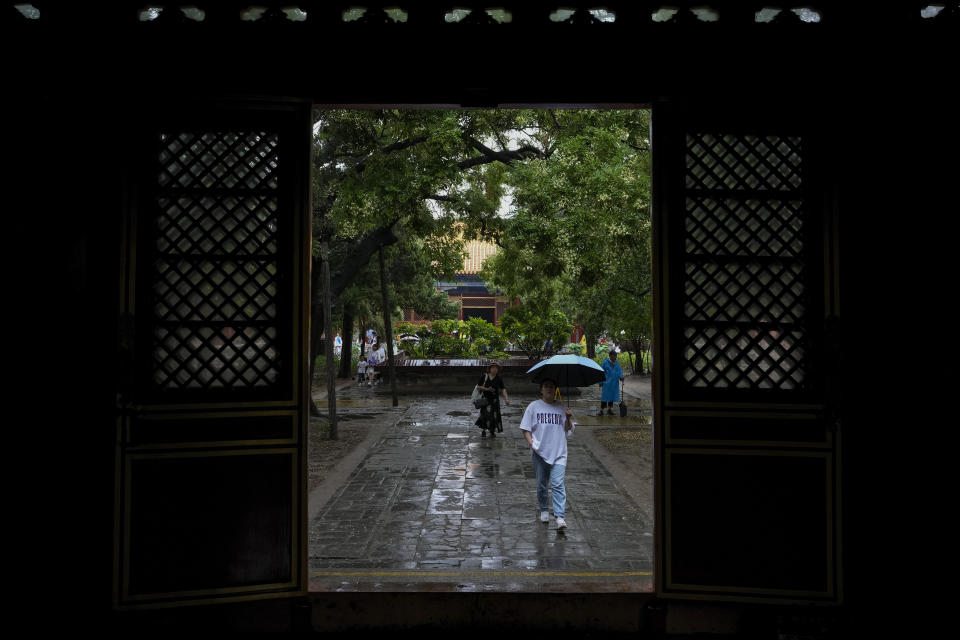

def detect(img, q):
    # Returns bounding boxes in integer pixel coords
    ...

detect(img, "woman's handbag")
[472,375,490,409]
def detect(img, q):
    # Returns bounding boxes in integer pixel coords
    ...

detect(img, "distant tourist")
[600,349,624,415]
[366,350,378,386]
[474,363,509,438]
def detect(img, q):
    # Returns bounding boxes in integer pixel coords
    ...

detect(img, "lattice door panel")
[686,134,803,191]
[684,261,805,323]
[154,325,279,389]
[654,102,838,604]
[685,198,803,257]
[155,195,279,256]
[147,131,285,393]
[118,100,310,609]
[677,132,814,397]
[158,131,279,190]
[681,325,806,390]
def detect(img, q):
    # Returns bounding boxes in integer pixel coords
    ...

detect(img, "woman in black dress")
[475,363,510,438]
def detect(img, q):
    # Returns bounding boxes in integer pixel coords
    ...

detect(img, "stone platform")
[370,357,593,394]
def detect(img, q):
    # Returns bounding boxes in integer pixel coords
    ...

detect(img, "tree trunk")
[585,330,597,359]
[321,240,337,440]
[378,247,399,407]
[308,256,324,418]
[338,301,355,379]
[357,317,367,356]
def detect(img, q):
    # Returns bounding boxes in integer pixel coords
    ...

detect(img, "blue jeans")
[531,450,566,518]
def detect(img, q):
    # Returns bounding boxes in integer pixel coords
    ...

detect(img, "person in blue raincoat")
[600,349,624,415]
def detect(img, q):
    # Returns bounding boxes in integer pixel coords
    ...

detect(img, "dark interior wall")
[6,2,954,631]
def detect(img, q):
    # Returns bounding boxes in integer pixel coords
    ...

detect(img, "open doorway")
[306,107,655,592]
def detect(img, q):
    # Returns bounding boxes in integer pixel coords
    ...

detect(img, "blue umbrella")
[526,354,606,388]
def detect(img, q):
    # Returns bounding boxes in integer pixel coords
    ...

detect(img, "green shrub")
[565,342,584,355]
[393,317,508,358]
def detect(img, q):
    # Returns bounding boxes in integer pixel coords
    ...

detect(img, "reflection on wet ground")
[309,381,653,593]
[328,395,405,409]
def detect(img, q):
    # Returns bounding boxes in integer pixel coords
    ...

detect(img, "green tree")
[309,109,549,414]
[481,109,652,358]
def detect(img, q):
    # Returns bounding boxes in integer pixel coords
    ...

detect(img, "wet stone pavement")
[309,382,653,593]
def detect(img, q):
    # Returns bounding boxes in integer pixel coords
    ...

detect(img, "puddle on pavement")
[576,415,651,427]
[319,396,406,409]
[569,397,652,410]
[334,412,384,421]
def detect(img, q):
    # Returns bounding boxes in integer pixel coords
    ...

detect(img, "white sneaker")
[539,510,549,523]
[556,517,567,530]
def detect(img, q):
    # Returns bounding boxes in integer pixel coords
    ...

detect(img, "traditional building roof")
[456,238,498,275]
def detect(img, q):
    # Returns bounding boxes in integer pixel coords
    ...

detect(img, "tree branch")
[425,194,458,203]
[550,110,563,130]
[617,286,651,298]
[312,223,401,312]
[458,137,544,169]
[621,140,650,152]
[348,135,431,177]
[382,135,430,154]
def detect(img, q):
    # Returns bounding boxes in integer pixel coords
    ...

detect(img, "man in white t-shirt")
[519,378,576,531]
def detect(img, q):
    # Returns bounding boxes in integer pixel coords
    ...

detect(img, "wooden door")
[114,98,312,608]
[652,99,841,603]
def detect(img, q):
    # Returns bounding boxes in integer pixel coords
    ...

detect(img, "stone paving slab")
[309,379,653,592]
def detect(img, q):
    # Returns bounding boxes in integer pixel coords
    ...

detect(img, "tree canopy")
[479,109,653,357]
[308,109,551,404]
[310,108,653,390]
